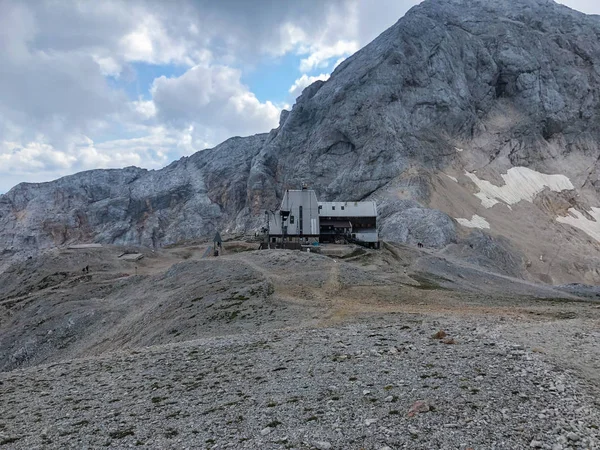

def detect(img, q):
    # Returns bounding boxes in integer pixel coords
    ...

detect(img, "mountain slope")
[3,0,600,284]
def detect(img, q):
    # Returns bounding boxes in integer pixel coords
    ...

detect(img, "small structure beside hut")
[318,201,378,246]
[264,186,379,250]
[213,232,223,256]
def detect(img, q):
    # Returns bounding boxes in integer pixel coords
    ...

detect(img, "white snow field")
[456,214,491,229]
[557,207,600,242]
[466,167,574,208]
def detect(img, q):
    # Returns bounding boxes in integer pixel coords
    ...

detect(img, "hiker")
[417,242,424,248]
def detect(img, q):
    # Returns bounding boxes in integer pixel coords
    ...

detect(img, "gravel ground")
[1,315,599,449]
[2,245,600,449]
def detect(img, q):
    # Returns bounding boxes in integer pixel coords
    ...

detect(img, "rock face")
[379,200,457,249]
[3,0,600,284]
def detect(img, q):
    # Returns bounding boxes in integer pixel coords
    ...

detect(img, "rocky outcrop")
[3,0,600,283]
[379,200,457,249]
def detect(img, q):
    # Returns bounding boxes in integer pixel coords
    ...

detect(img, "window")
[341,206,345,211]
[332,206,335,210]
[272,238,276,243]
[290,216,295,224]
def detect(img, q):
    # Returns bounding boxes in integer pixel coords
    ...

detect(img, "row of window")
[318,205,344,211]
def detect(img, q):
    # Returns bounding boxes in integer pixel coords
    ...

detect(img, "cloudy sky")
[0,0,598,193]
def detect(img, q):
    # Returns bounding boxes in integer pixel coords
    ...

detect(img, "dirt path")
[324,260,341,294]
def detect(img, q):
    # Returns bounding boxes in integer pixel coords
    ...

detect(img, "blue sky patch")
[242,53,305,105]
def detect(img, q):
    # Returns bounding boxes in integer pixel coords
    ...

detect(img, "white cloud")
[0,141,75,171]
[118,13,199,66]
[151,64,280,140]
[93,55,122,77]
[271,22,309,57]
[0,2,127,145]
[0,125,207,192]
[120,28,154,62]
[280,2,362,74]
[289,73,330,99]
[299,40,360,72]
[557,1,600,14]
[90,130,178,167]
[132,100,157,120]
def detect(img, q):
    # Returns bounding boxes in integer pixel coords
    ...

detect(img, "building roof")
[318,201,377,217]
[280,189,319,211]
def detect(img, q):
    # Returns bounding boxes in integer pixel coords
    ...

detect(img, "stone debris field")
[1,243,600,449]
[1,316,600,449]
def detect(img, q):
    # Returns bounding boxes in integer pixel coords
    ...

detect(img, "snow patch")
[466,167,574,208]
[446,174,458,183]
[474,192,500,208]
[557,207,600,242]
[455,147,464,152]
[456,215,490,229]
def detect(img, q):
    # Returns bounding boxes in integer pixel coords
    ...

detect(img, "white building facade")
[266,188,379,248]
